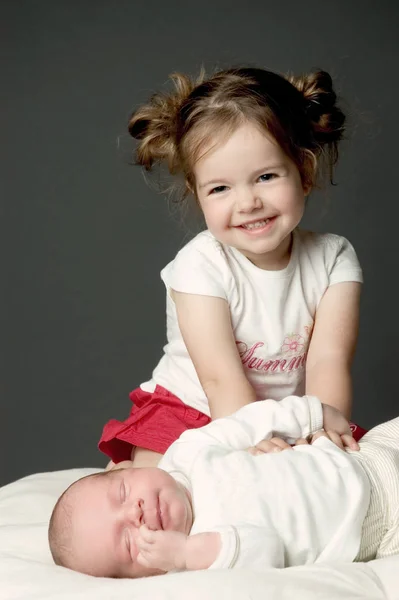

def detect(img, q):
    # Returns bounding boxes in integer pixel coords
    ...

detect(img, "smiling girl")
[99,67,364,468]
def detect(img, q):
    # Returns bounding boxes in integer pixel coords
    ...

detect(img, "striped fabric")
[350,417,399,561]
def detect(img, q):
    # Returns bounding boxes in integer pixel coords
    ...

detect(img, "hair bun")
[128,73,197,172]
[288,70,345,145]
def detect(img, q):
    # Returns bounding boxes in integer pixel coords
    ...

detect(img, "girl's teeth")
[243,219,270,230]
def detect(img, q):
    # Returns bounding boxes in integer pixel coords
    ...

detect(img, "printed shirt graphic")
[236,327,312,389]
[141,229,363,416]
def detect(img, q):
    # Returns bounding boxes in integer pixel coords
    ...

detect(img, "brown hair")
[128,67,345,199]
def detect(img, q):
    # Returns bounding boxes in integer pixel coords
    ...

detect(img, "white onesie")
[158,395,370,570]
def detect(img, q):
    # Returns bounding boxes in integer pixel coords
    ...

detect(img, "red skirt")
[349,421,368,442]
[98,385,368,463]
[98,385,211,463]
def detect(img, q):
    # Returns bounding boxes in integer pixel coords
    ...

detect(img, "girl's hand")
[134,525,188,571]
[310,429,359,450]
[246,403,360,455]
[247,437,303,455]
[319,404,360,451]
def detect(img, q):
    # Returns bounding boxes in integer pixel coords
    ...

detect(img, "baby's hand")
[135,525,188,571]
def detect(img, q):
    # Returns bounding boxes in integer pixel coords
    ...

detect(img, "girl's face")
[68,467,193,578]
[194,122,309,270]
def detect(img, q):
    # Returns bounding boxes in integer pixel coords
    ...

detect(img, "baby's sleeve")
[327,235,363,286]
[208,525,285,571]
[161,235,228,299]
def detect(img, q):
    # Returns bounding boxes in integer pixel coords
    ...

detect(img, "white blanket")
[0,468,397,600]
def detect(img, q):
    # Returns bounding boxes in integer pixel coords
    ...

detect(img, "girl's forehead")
[200,122,278,159]
[194,125,283,176]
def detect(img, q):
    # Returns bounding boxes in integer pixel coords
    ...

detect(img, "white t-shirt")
[142,229,363,415]
[158,395,370,570]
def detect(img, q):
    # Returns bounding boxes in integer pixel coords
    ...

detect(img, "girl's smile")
[235,215,277,235]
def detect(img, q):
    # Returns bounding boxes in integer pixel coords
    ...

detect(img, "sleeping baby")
[48,395,399,577]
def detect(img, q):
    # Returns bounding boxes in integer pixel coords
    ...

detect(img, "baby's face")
[68,466,193,577]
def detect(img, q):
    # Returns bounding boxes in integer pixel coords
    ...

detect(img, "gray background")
[2,0,398,486]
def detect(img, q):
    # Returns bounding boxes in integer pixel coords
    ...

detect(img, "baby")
[49,396,399,577]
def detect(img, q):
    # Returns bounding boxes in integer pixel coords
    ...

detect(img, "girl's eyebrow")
[253,164,285,176]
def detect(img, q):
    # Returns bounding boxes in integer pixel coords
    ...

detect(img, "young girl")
[99,66,366,469]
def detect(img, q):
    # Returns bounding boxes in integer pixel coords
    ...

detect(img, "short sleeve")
[161,233,228,299]
[327,235,363,286]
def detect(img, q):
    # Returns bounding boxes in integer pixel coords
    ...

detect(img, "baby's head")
[48,464,193,578]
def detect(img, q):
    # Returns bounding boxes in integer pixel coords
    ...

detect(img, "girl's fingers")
[247,446,263,456]
[269,437,292,451]
[253,431,359,454]
[326,430,345,450]
[311,429,345,450]
[294,438,309,446]
[311,430,327,443]
[341,433,360,451]
[252,438,292,454]
[248,441,276,454]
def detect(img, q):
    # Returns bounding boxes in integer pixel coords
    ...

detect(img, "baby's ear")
[110,460,134,471]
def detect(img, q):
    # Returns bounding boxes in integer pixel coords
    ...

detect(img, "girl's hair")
[128,67,345,198]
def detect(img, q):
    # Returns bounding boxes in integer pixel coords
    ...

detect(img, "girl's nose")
[236,190,262,212]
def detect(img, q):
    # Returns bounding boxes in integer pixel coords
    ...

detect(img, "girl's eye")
[209,185,228,195]
[259,173,276,182]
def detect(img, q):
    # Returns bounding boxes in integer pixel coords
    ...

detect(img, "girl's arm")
[305,281,361,421]
[172,290,256,419]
